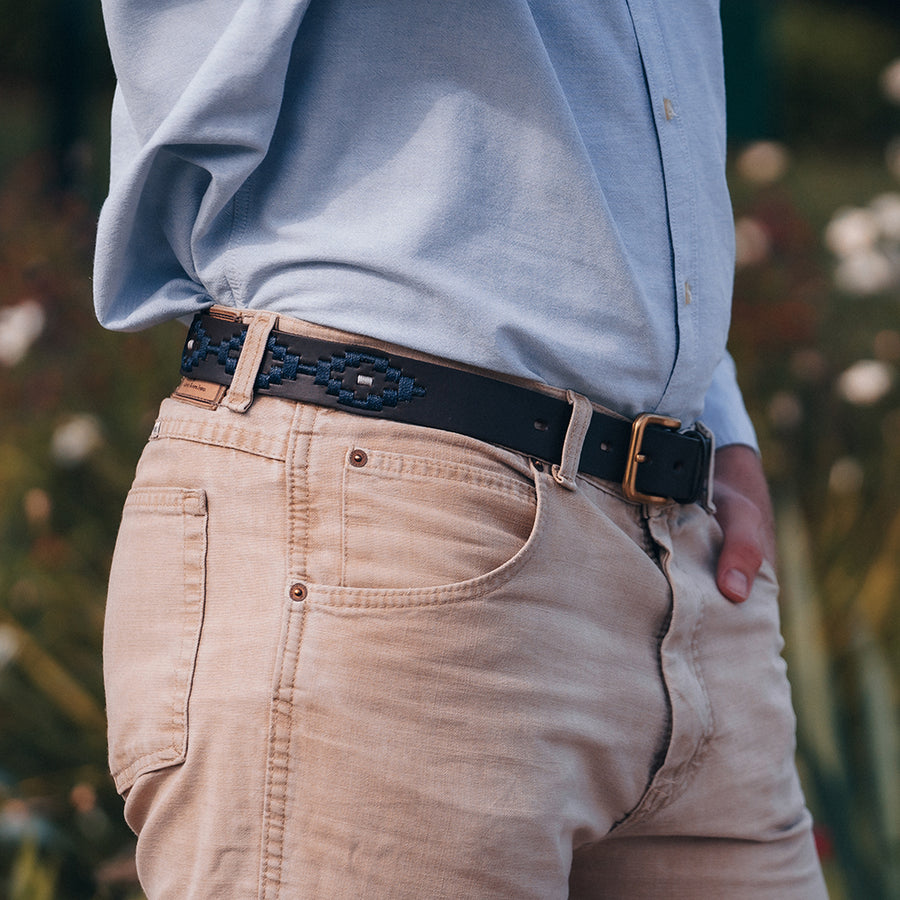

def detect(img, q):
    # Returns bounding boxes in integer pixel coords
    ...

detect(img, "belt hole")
[534,419,549,431]
[349,449,368,467]
[289,583,308,602]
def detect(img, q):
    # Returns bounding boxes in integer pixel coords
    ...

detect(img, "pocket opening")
[103,487,208,793]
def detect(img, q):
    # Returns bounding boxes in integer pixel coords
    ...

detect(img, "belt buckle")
[622,412,682,504]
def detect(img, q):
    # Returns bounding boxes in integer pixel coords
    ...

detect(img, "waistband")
[174,306,714,507]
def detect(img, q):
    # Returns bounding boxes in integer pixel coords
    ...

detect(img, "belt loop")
[552,391,593,491]
[223,311,278,413]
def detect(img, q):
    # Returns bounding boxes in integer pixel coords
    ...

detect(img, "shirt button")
[664,97,676,121]
[685,281,693,305]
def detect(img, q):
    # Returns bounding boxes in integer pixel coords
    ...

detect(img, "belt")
[177,311,713,505]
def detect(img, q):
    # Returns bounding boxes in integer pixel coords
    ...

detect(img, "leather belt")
[178,311,714,505]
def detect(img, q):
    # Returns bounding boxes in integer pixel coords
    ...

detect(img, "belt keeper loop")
[696,421,717,514]
[552,391,593,491]
[223,311,278,413]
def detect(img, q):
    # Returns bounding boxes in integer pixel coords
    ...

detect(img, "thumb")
[715,485,765,602]
[712,445,775,604]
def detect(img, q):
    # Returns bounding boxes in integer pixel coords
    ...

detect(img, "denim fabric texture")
[103,312,826,899]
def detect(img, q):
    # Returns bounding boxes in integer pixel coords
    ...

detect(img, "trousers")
[103,311,827,899]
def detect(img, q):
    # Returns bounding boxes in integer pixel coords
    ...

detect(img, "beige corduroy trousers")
[104,311,826,899]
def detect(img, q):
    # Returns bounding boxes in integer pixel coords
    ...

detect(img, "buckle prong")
[622,413,681,504]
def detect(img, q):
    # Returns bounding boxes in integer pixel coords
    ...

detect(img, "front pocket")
[103,487,208,794]
[340,446,537,590]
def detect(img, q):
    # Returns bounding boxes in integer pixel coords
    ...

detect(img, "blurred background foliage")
[0,0,898,897]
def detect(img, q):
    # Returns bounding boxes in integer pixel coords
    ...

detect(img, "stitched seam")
[171,509,189,769]
[617,522,716,827]
[683,583,714,772]
[306,469,548,609]
[341,451,349,588]
[112,747,183,786]
[155,419,289,461]
[260,604,306,899]
[122,487,208,513]
[346,466,536,505]
[282,403,311,580]
[342,449,535,497]
[261,403,310,898]
[301,418,313,586]
[113,490,207,790]
[315,532,538,608]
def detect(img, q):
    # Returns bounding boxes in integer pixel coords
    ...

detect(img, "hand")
[712,444,776,604]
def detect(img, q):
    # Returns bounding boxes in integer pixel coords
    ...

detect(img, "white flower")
[51,415,103,465]
[870,193,900,241]
[836,360,894,406]
[825,208,880,258]
[834,250,895,295]
[0,300,45,367]
[880,58,900,105]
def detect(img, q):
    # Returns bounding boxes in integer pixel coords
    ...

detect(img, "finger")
[714,488,765,603]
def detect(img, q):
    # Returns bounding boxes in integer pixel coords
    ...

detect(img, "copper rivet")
[349,449,368,467]
[289,583,308,601]
[533,419,549,432]
[533,460,544,472]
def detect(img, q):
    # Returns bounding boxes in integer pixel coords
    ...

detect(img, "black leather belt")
[178,311,713,505]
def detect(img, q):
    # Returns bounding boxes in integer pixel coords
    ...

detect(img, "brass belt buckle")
[622,413,682,504]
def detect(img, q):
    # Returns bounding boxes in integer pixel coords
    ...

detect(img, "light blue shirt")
[94,0,756,447]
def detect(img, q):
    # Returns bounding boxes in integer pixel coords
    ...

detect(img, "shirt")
[94,0,756,448]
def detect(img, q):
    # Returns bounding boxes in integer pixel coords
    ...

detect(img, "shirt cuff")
[699,352,759,451]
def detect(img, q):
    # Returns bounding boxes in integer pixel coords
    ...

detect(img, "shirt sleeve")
[94,0,312,329]
[699,351,759,451]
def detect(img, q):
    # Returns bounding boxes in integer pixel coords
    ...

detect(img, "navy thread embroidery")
[182,319,427,410]
[258,337,426,411]
[181,319,245,376]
